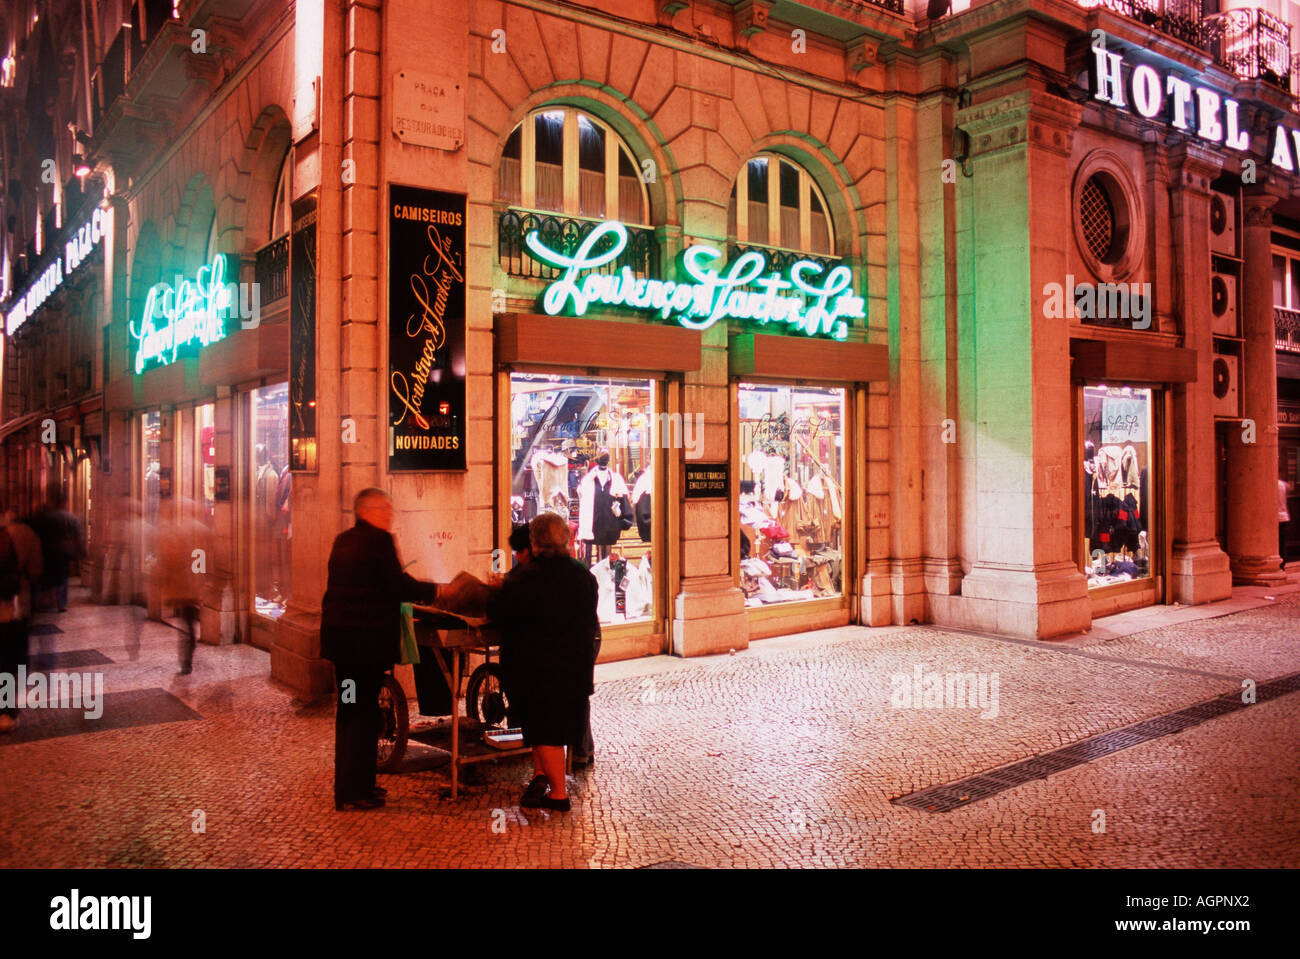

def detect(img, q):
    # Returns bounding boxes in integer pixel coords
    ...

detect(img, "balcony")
[1277,306,1300,352]
[1081,0,1207,49]
[498,210,659,281]
[852,0,905,14]
[91,0,183,133]
[729,243,840,278]
[255,234,289,305]
[1204,8,1293,93]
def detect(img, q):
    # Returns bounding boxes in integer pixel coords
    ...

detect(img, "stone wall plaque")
[392,70,464,151]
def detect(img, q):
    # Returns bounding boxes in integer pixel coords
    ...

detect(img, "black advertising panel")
[289,202,318,471]
[387,184,467,471]
[684,462,730,499]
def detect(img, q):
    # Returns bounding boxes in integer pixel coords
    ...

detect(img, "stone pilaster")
[1226,191,1286,585]
[1166,143,1232,603]
[673,321,748,656]
[937,88,1091,638]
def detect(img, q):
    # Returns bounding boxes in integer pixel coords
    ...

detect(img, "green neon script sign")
[131,255,233,373]
[524,221,863,340]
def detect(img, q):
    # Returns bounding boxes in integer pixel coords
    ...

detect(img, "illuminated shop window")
[509,372,656,627]
[727,154,833,256]
[497,108,648,225]
[196,402,215,521]
[251,383,291,619]
[738,383,845,607]
[1082,385,1154,590]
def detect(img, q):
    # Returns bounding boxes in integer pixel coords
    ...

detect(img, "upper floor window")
[498,108,649,225]
[1273,250,1300,310]
[728,154,833,256]
[271,148,292,241]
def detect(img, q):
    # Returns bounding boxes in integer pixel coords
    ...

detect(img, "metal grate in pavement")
[638,860,701,869]
[893,671,1300,814]
[30,649,113,669]
[0,687,201,746]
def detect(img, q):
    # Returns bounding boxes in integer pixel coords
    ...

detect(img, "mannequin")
[577,451,628,562]
[631,460,653,543]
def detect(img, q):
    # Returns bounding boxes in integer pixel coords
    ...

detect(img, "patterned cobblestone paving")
[0,588,1297,868]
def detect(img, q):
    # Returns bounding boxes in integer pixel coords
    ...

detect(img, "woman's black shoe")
[371,786,388,799]
[335,796,385,811]
[520,775,549,807]
[539,795,571,812]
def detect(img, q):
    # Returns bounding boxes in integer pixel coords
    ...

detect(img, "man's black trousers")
[333,664,383,802]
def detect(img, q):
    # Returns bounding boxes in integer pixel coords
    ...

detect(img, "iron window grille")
[498,209,659,282]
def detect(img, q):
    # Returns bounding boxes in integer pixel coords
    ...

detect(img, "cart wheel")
[466,663,510,728]
[377,674,409,771]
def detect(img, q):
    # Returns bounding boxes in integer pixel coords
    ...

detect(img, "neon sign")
[1090,40,1300,170]
[5,206,109,335]
[131,255,233,373]
[524,221,864,340]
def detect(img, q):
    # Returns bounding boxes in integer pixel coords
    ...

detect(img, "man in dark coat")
[320,488,452,811]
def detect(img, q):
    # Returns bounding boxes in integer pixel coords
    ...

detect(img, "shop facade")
[5,0,1296,701]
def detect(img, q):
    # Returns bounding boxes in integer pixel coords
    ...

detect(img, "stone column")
[1226,192,1285,585]
[673,203,748,656]
[1166,144,1232,603]
[946,89,1091,639]
[876,77,925,626]
[271,0,344,699]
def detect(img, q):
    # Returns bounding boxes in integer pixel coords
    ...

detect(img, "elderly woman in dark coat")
[487,512,600,812]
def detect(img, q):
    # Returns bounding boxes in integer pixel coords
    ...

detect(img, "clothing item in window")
[531,450,571,512]
[577,466,628,544]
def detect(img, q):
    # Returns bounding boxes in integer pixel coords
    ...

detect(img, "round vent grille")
[1079,175,1116,263]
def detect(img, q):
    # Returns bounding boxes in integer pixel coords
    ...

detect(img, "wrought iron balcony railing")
[1081,0,1207,49]
[1277,306,1300,353]
[851,0,905,15]
[1204,8,1293,93]
[498,210,659,281]
[728,243,841,278]
[255,234,289,305]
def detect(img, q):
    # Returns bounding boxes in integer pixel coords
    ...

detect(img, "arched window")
[270,148,292,240]
[498,108,648,225]
[204,212,219,263]
[728,154,833,256]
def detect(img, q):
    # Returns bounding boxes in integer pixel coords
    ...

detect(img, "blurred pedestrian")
[1279,471,1292,572]
[320,488,476,811]
[156,506,211,675]
[486,512,600,812]
[0,501,42,733]
[33,492,84,613]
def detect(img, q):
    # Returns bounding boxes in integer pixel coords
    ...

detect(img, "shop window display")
[1082,385,1153,588]
[197,403,215,521]
[737,384,844,606]
[251,383,291,618]
[510,373,654,626]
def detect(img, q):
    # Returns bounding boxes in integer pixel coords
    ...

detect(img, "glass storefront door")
[1081,384,1156,589]
[250,383,290,618]
[508,372,657,627]
[737,383,846,607]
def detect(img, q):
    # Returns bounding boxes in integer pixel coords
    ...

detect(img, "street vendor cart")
[375,606,529,798]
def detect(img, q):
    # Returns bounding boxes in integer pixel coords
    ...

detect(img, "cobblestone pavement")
[1,585,1297,868]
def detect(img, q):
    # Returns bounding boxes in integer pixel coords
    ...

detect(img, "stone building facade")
[1,0,1294,700]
